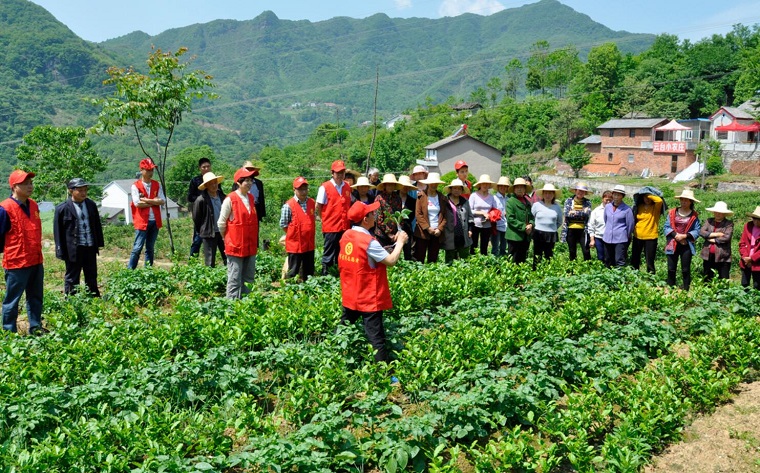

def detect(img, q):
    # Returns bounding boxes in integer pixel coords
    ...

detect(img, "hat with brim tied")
[508,177,533,194]
[571,182,591,193]
[747,206,760,219]
[444,178,466,193]
[611,184,627,195]
[411,165,428,181]
[537,183,561,199]
[474,174,496,189]
[351,176,376,190]
[198,172,224,191]
[419,172,445,186]
[397,175,417,191]
[347,200,381,224]
[375,174,400,192]
[496,176,511,187]
[705,201,733,215]
[675,188,700,203]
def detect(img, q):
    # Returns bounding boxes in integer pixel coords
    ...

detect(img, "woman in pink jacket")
[739,206,760,290]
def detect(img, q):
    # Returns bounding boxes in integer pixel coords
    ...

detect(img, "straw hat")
[705,201,733,215]
[611,184,627,195]
[444,178,466,193]
[508,177,533,194]
[198,172,224,190]
[571,182,591,193]
[351,176,376,189]
[675,188,701,203]
[411,165,428,180]
[747,206,760,219]
[242,160,261,171]
[473,174,496,188]
[344,169,361,180]
[496,176,511,187]
[536,183,561,199]
[419,172,445,186]
[375,174,401,192]
[397,175,417,191]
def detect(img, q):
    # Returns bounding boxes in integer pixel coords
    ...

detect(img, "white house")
[101,179,179,225]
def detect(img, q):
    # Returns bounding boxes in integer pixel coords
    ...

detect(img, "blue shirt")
[603,202,634,244]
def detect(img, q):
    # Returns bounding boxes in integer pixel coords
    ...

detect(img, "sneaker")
[29,326,50,336]
[390,376,400,385]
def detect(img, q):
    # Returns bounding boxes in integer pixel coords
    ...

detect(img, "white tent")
[672,160,704,182]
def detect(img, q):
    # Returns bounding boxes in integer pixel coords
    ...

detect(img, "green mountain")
[0,0,655,179]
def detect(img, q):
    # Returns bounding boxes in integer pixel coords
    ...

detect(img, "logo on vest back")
[344,242,353,256]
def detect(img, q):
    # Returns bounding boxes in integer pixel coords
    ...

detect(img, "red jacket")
[1,198,43,270]
[339,229,392,312]
[131,180,163,230]
[739,221,760,271]
[285,197,316,254]
[224,192,259,258]
[320,180,350,233]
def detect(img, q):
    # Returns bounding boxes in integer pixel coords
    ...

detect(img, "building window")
[608,153,613,162]
[629,129,635,138]
[609,129,614,137]
[628,154,634,163]
[716,131,728,140]
[671,155,678,173]
[426,149,437,160]
[683,130,693,141]
[655,131,664,141]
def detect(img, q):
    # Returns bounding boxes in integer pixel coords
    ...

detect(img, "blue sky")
[29,0,760,43]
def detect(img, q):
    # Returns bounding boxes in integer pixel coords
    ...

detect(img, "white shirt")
[131,180,166,222]
[316,179,346,205]
[351,226,389,268]
[217,190,253,235]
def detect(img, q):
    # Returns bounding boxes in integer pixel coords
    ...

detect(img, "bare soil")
[645,381,760,473]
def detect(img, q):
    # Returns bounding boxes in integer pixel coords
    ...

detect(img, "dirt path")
[645,381,760,472]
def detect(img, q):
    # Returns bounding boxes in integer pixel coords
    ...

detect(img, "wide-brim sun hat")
[611,184,627,195]
[746,206,760,219]
[508,177,533,194]
[705,201,733,215]
[242,160,261,171]
[351,176,376,189]
[397,175,417,190]
[198,172,225,190]
[344,169,361,180]
[675,188,701,203]
[496,176,511,187]
[536,183,561,199]
[571,182,591,193]
[375,173,400,192]
[474,174,496,188]
[411,165,429,180]
[420,172,445,186]
[444,178,466,193]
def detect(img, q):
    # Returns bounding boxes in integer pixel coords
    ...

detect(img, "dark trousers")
[202,232,227,268]
[667,243,693,290]
[445,246,470,263]
[741,267,760,290]
[604,242,629,268]
[566,228,591,261]
[532,238,555,270]
[64,245,100,296]
[190,230,203,257]
[507,239,530,264]
[322,231,344,272]
[471,226,490,255]
[702,255,730,282]
[414,236,441,264]
[340,307,389,362]
[631,237,658,274]
[593,237,605,262]
[286,250,315,281]
[2,264,44,333]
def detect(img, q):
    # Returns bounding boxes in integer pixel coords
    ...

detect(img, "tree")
[504,59,524,100]
[15,125,106,202]
[92,47,216,254]
[561,144,591,178]
[526,40,551,95]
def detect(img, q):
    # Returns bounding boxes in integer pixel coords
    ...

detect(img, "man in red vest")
[338,201,407,371]
[316,160,351,276]
[280,176,315,281]
[128,159,166,269]
[454,160,473,199]
[218,168,259,299]
[0,170,45,334]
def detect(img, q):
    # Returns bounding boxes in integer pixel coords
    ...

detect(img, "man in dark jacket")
[192,172,227,267]
[187,157,214,258]
[53,178,105,296]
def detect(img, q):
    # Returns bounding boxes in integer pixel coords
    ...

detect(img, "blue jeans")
[2,264,44,332]
[128,221,159,269]
[491,230,506,256]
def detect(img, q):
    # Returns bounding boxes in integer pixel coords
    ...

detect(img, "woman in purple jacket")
[602,185,634,268]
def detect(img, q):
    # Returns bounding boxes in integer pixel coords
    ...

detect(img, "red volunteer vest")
[338,229,392,312]
[286,197,316,254]
[320,180,351,233]
[1,198,43,270]
[131,180,163,230]
[224,192,259,258]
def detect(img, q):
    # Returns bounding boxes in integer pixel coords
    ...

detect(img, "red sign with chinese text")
[653,141,686,154]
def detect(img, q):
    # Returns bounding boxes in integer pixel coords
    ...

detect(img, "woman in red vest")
[338,201,407,376]
[128,159,165,269]
[218,168,259,299]
[280,177,315,281]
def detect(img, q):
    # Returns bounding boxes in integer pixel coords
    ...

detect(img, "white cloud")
[438,0,506,17]
[394,0,413,10]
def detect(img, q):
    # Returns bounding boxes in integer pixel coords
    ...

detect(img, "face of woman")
[357,185,370,197]
[450,186,462,197]
[542,191,554,203]
[427,184,439,194]
[574,189,586,200]
[497,185,508,195]
[679,198,691,209]
[713,212,725,222]
[612,192,624,205]
[602,195,613,206]
[513,185,525,197]
[478,184,490,194]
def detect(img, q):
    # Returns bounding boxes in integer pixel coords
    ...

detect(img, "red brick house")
[581,118,700,177]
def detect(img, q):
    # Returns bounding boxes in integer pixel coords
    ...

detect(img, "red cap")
[8,169,35,188]
[331,160,346,172]
[347,201,380,223]
[293,177,309,189]
[454,160,468,171]
[233,167,256,183]
[139,159,157,170]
